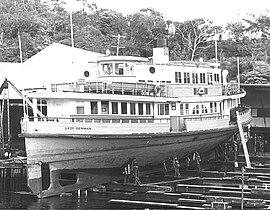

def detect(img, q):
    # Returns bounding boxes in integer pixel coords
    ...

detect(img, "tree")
[173,19,217,61]
[0,0,51,62]
[126,8,168,57]
[226,13,270,72]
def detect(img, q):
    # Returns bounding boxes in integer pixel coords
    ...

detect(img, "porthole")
[149,67,155,74]
[84,71,90,77]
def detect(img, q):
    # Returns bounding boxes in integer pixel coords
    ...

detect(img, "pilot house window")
[102,63,113,75]
[115,63,124,75]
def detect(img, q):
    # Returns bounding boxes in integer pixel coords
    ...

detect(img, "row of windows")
[76,101,218,116]
[180,102,218,115]
[101,63,134,76]
[77,101,152,115]
[175,72,220,84]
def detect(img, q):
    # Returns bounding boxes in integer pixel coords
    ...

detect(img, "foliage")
[0,0,269,84]
[173,19,218,61]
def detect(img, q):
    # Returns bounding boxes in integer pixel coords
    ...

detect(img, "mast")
[70,12,74,48]
[112,34,125,56]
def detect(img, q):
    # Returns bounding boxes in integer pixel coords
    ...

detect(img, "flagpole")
[70,12,74,48]
[215,39,218,63]
[18,31,23,63]
[237,57,240,87]
[214,30,218,63]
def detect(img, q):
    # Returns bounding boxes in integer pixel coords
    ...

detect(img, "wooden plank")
[178,198,206,204]
[106,182,172,193]
[181,192,203,199]
[202,195,264,203]
[146,191,181,203]
[109,199,206,209]
[148,177,199,185]
[108,199,179,208]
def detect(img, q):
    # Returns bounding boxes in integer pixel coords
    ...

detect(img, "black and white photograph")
[0,0,269,209]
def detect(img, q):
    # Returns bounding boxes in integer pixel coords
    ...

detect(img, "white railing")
[184,115,230,131]
[21,116,171,135]
[185,115,229,122]
[24,116,170,124]
[237,105,252,125]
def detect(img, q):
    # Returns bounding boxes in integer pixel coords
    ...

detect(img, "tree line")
[0,0,269,82]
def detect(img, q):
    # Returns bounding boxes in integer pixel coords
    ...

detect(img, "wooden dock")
[104,165,270,209]
[0,157,27,183]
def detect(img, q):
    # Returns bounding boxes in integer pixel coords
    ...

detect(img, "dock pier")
[0,157,27,190]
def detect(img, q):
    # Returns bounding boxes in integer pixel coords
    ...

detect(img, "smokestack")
[152,39,169,64]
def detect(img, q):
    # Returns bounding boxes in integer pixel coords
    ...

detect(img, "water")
[0,170,118,210]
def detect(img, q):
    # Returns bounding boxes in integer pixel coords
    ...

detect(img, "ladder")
[236,111,251,168]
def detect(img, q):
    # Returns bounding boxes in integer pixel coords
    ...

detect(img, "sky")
[65,0,269,26]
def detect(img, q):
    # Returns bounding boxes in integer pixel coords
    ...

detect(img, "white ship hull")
[22,126,237,198]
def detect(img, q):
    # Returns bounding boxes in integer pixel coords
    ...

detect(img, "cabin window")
[84,71,90,77]
[180,104,184,115]
[214,73,220,83]
[207,73,213,85]
[201,104,208,114]
[175,72,181,83]
[184,72,190,83]
[112,102,118,114]
[210,102,217,113]
[121,102,127,114]
[192,105,199,115]
[126,63,134,76]
[200,73,206,83]
[158,103,169,115]
[138,103,144,115]
[37,99,47,116]
[115,63,124,75]
[76,106,84,114]
[90,101,98,114]
[146,103,151,115]
[192,73,198,84]
[102,63,113,75]
[130,103,136,115]
[185,104,189,115]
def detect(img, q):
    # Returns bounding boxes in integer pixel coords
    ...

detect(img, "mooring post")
[172,157,181,177]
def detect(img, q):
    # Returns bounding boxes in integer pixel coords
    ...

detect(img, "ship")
[19,40,252,198]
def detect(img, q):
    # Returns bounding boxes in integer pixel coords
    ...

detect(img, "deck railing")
[184,115,230,131]
[184,115,229,122]
[235,104,252,125]
[51,81,167,97]
[24,116,170,124]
